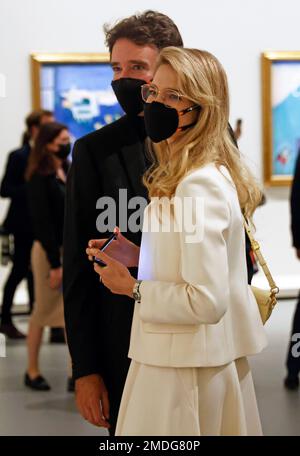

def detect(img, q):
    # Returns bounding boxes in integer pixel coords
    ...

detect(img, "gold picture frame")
[262,51,300,186]
[31,53,123,141]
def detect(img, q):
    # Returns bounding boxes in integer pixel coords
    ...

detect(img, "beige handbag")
[243,217,279,324]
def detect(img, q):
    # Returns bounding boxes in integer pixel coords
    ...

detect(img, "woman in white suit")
[86,47,267,436]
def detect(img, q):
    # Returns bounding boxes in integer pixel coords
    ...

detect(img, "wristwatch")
[132,280,143,302]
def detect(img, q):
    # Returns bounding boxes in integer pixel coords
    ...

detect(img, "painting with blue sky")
[272,61,300,177]
[40,63,123,143]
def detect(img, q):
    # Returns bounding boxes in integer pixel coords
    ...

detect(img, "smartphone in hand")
[93,233,117,267]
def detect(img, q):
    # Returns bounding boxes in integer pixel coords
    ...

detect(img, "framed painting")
[262,51,300,186]
[31,53,123,142]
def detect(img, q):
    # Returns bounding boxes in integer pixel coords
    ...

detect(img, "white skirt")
[116,357,262,436]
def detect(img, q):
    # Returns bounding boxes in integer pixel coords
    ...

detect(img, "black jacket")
[27,168,68,269]
[0,144,33,235]
[63,115,148,380]
[291,151,300,248]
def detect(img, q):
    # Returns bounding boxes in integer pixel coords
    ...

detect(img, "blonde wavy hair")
[143,47,262,219]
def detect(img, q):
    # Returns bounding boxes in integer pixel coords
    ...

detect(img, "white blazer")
[128,162,267,368]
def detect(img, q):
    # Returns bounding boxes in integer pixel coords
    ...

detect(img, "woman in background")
[25,122,71,391]
[0,110,53,339]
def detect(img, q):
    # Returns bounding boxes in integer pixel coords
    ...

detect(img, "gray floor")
[249,298,300,436]
[0,299,299,436]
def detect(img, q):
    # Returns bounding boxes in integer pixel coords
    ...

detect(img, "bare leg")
[27,319,44,378]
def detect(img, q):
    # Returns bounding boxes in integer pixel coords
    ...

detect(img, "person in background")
[234,118,242,141]
[25,122,71,391]
[0,110,54,339]
[285,150,300,390]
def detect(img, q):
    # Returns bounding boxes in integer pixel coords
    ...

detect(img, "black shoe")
[284,375,299,391]
[0,323,26,339]
[67,377,75,393]
[50,327,65,344]
[24,373,51,391]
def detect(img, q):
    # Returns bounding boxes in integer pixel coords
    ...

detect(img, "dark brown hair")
[25,121,67,181]
[22,109,53,146]
[104,10,183,54]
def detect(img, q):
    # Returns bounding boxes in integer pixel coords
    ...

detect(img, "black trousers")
[103,353,131,437]
[0,232,34,325]
[99,293,136,435]
[286,292,300,377]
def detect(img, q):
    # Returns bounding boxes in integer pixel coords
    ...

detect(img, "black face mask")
[143,101,201,143]
[111,78,147,116]
[56,143,71,160]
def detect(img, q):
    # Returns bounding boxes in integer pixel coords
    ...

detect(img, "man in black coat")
[63,11,185,435]
[64,11,255,435]
[0,110,53,339]
[285,151,300,390]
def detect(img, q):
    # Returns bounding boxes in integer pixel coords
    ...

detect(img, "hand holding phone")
[93,233,118,267]
[87,227,139,268]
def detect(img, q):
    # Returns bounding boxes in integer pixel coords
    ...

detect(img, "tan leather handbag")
[244,217,279,324]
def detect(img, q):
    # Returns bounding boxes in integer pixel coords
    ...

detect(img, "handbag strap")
[243,216,279,296]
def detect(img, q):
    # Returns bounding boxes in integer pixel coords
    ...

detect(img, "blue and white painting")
[40,63,123,142]
[272,61,300,177]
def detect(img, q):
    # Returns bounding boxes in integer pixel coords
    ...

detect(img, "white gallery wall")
[0,0,299,296]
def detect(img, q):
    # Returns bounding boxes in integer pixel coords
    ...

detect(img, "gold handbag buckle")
[252,240,260,251]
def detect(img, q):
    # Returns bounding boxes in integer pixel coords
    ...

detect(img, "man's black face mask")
[111,78,147,116]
